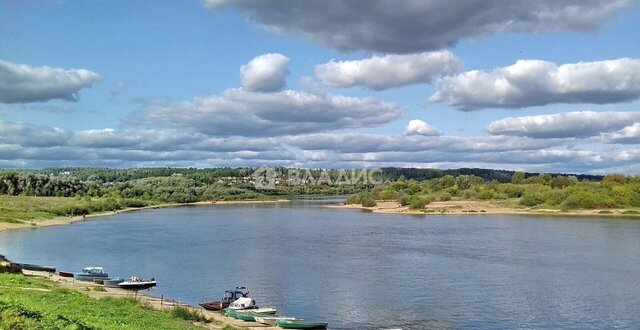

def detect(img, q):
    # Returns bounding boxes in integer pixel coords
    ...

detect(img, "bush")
[476,189,494,200]
[520,194,544,206]
[439,193,452,201]
[409,196,433,210]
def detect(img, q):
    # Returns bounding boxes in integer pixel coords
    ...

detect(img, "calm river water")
[1,198,640,329]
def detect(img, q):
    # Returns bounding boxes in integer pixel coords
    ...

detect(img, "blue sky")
[1,0,640,173]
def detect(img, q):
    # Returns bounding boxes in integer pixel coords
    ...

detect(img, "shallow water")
[1,199,639,329]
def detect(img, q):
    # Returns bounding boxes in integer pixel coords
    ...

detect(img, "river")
[1,198,639,329]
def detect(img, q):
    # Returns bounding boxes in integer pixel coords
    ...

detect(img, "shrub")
[409,196,433,210]
[439,193,452,201]
[519,194,544,206]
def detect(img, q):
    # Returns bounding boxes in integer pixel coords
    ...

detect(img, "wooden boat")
[117,276,156,290]
[103,278,125,287]
[93,278,105,285]
[199,286,250,311]
[58,271,74,278]
[74,267,109,281]
[276,319,328,329]
[254,315,296,326]
[12,263,56,272]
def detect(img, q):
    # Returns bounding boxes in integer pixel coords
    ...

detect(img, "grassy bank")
[0,195,156,224]
[0,272,207,330]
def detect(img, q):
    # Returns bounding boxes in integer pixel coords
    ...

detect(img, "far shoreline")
[0,199,290,233]
[326,200,640,219]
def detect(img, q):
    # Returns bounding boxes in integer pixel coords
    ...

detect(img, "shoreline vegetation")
[0,265,268,329]
[340,172,640,218]
[0,197,290,232]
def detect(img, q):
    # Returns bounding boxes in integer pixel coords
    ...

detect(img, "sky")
[1,0,640,174]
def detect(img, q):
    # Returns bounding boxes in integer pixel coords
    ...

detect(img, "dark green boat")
[224,308,238,318]
[276,319,328,329]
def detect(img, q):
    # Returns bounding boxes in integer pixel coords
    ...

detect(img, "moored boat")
[224,308,238,318]
[254,316,296,326]
[58,271,74,277]
[103,278,125,287]
[12,263,56,272]
[276,319,328,329]
[235,308,278,322]
[228,297,257,310]
[74,267,109,281]
[117,276,156,290]
[199,286,250,311]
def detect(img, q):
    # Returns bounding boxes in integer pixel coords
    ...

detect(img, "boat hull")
[103,278,125,287]
[117,281,156,290]
[199,301,230,311]
[58,271,74,278]
[74,273,109,281]
[276,320,328,329]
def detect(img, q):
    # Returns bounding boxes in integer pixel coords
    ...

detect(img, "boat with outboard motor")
[117,276,156,290]
[199,286,250,311]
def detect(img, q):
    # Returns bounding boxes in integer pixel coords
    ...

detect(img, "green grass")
[0,273,204,329]
[170,306,209,323]
[0,195,85,223]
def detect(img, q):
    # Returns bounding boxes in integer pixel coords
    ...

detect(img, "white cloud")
[240,53,290,92]
[314,51,461,90]
[143,88,403,137]
[204,0,631,53]
[0,59,100,104]
[404,120,441,136]
[430,58,640,110]
[487,111,640,139]
[606,123,640,144]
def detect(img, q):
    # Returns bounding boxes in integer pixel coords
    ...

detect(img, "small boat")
[12,263,56,272]
[276,319,328,329]
[199,286,250,311]
[74,267,109,281]
[93,278,105,285]
[228,297,257,310]
[224,308,238,319]
[117,276,156,290]
[254,316,296,326]
[103,278,125,287]
[58,271,74,278]
[235,308,278,322]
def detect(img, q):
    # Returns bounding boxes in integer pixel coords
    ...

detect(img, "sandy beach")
[0,199,290,233]
[327,200,640,218]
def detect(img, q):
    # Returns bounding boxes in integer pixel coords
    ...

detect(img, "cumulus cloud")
[314,51,461,90]
[204,0,631,53]
[605,123,640,144]
[487,111,640,139]
[143,88,403,137]
[0,121,70,147]
[430,58,640,110]
[0,59,100,104]
[404,120,441,136]
[1,119,638,173]
[240,53,290,92]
